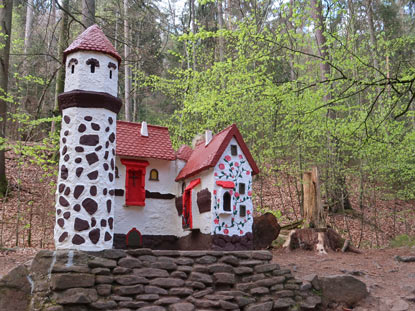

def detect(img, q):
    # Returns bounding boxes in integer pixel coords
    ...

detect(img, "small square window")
[240,205,246,217]
[231,145,237,156]
[239,183,246,195]
[149,169,159,181]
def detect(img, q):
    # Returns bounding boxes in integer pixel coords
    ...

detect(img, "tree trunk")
[0,0,13,196]
[124,0,131,121]
[82,0,95,29]
[365,0,378,69]
[23,0,34,55]
[51,0,69,134]
[303,167,325,228]
[217,0,225,62]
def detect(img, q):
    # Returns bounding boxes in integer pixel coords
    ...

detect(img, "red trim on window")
[121,159,149,206]
[182,178,201,230]
[126,227,142,247]
[216,180,235,189]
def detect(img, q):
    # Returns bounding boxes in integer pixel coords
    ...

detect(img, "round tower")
[55,25,122,251]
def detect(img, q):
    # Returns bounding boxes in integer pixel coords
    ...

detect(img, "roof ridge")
[116,120,169,130]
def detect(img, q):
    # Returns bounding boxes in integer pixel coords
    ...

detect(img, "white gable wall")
[212,137,254,236]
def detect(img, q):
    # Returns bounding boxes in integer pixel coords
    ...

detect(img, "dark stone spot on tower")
[87,171,98,180]
[115,167,119,178]
[80,135,99,146]
[103,188,107,195]
[95,146,102,151]
[59,183,65,193]
[91,123,100,131]
[105,127,110,132]
[61,165,68,180]
[57,209,62,215]
[109,190,114,195]
[75,157,82,164]
[74,218,90,231]
[109,173,113,182]
[105,141,109,148]
[74,185,84,199]
[64,130,69,136]
[64,187,70,196]
[59,196,69,207]
[57,218,65,228]
[58,232,68,242]
[105,232,112,241]
[84,116,93,121]
[76,167,83,177]
[78,124,87,133]
[75,146,84,152]
[103,163,109,171]
[89,228,100,244]
[63,211,71,219]
[64,116,70,124]
[90,186,97,196]
[82,198,98,215]
[91,217,96,227]
[106,200,112,213]
[62,145,68,155]
[108,117,113,124]
[72,234,85,245]
[112,149,115,155]
[62,137,67,144]
[108,217,114,229]
[101,219,107,227]
[104,151,109,160]
[111,159,115,170]
[86,153,99,165]
[109,133,115,143]
[74,204,81,212]
[63,154,70,162]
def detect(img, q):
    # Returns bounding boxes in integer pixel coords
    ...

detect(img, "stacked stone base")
[3,249,321,311]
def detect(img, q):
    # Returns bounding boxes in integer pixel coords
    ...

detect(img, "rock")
[252,251,273,260]
[299,296,322,310]
[245,301,273,311]
[90,299,117,309]
[0,265,31,311]
[155,297,181,305]
[118,257,142,268]
[192,288,214,298]
[213,272,235,284]
[273,297,296,310]
[136,294,160,301]
[145,285,169,295]
[113,284,144,295]
[54,288,98,304]
[235,296,256,307]
[196,255,217,264]
[220,300,239,309]
[119,300,147,308]
[234,266,253,275]
[219,255,239,266]
[250,286,269,295]
[188,272,213,284]
[253,212,281,249]
[88,257,117,268]
[96,284,112,296]
[150,277,185,288]
[51,273,95,290]
[169,287,193,296]
[169,302,195,311]
[115,275,149,285]
[134,268,169,278]
[319,275,368,306]
[255,263,280,273]
[395,255,415,262]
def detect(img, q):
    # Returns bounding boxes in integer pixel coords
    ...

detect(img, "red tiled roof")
[116,121,176,161]
[176,124,259,181]
[176,145,193,161]
[64,24,121,65]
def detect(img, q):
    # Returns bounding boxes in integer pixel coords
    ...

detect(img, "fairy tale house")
[54,25,259,251]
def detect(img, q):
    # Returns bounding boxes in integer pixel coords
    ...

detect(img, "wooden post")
[303,166,325,228]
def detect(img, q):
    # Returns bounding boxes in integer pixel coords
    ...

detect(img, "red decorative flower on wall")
[223,228,229,235]
[235,162,239,167]
[213,190,217,195]
[229,190,233,195]
[214,218,219,224]
[224,155,231,161]
[246,171,250,175]
[239,154,243,159]
[214,172,218,176]
[247,210,251,215]
[240,230,244,234]
[219,163,225,170]
[235,192,240,198]
[248,191,252,196]
[233,205,236,210]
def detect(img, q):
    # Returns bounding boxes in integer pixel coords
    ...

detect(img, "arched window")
[109,70,112,79]
[108,62,117,80]
[149,169,159,181]
[68,58,78,74]
[86,58,100,73]
[223,191,231,211]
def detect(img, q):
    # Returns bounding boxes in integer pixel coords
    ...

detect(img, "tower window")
[109,70,112,79]
[231,145,237,156]
[239,183,246,195]
[86,58,100,74]
[71,65,75,74]
[240,205,246,217]
[223,191,231,212]
[149,169,159,181]
[68,58,78,74]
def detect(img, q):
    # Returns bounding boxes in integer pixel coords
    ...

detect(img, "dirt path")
[273,247,415,310]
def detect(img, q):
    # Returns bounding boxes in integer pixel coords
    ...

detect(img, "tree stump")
[253,212,281,249]
[283,228,360,254]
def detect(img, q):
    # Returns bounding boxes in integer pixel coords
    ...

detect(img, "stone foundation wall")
[1,249,321,311]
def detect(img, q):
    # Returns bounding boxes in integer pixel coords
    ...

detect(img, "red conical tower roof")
[63,24,121,65]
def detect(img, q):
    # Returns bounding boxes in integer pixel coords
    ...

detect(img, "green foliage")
[389,234,415,248]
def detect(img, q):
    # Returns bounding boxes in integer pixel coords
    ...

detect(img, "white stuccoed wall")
[55,107,117,251]
[212,137,254,236]
[114,158,186,237]
[65,51,119,97]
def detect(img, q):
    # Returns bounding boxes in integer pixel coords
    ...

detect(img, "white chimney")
[141,121,148,137]
[205,130,213,146]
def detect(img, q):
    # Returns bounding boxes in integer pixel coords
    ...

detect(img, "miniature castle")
[55,25,259,251]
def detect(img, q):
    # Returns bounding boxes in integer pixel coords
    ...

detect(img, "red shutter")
[121,159,149,206]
